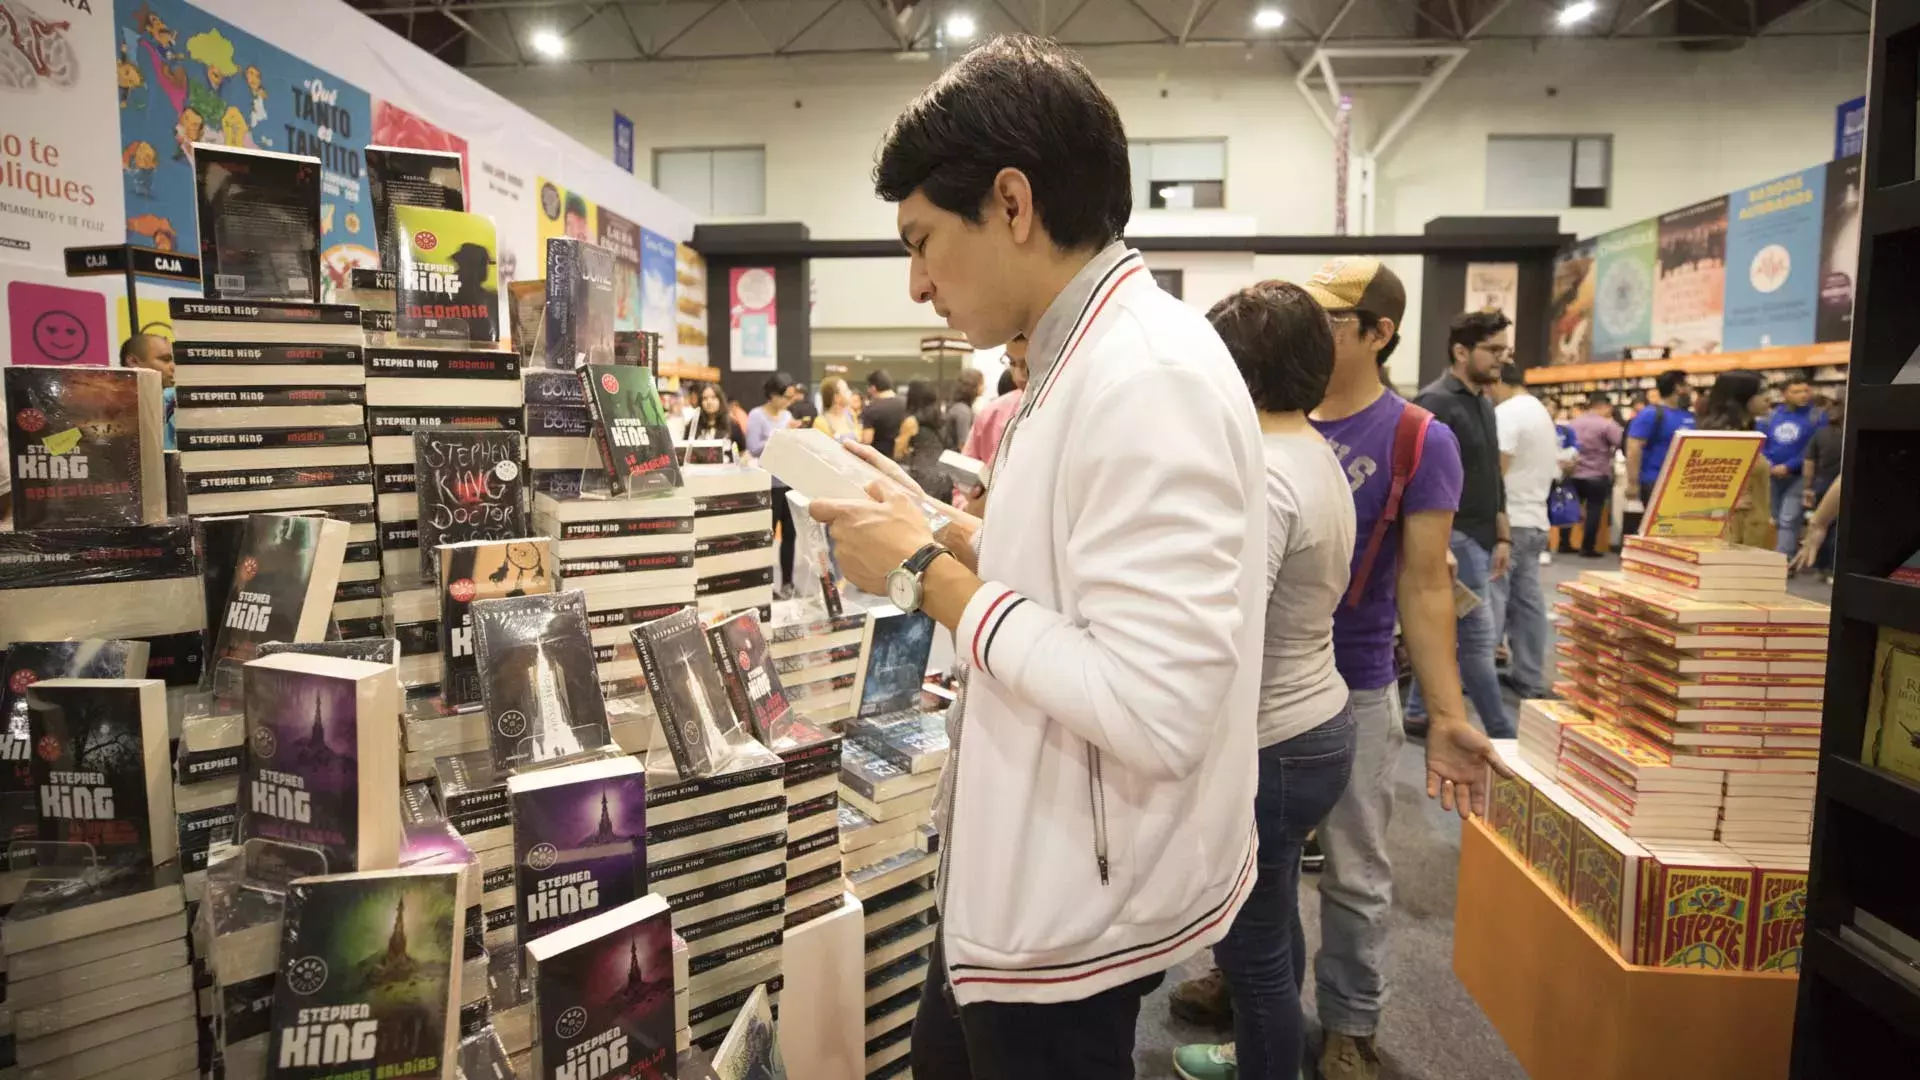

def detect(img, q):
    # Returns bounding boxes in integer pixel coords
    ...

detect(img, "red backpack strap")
[1344,403,1433,609]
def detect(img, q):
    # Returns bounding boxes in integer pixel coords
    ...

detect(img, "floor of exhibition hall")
[1128,551,1835,1080]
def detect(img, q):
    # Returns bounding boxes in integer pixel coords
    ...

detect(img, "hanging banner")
[1835,97,1866,160]
[1591,221,1657,361]
[1547,240,1596,367]
[0,0,123,260]
[1722,164,1825,352]
[729,266,776,373]
[639,227,676,337]
[612,111,634,173]
[115,0,378,294]
[1464,262,1518,345]
[1651,196,1728,357]
[1817,155,1862,344]
[595,204,644,333]
[675,242,708,370]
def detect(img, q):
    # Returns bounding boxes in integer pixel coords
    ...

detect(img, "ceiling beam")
[778,0,845,52]
[1320,0,1360,43]
[1464,0,1519,37]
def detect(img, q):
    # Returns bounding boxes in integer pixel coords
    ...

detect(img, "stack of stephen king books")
[534,490,696,689]
[764,606,871,727]
[523,368,598,492]
[685,464,776,619]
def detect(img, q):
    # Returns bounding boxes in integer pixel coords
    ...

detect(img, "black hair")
[1499,363,1527,388]
[1586,392,1612,409]
[874,35,1130,252]
[762,372,795,400]
[996,369,1016,395]
[119,333,158,364]
[1447,310,1512,359]
[1655,369,1689,399]
[1698,369,1767,432]
[1354,309,1401,366]
[867,368,894,392]
[1206,281,1334,414]
[1783,373,1812,389]
[905,378,944,424]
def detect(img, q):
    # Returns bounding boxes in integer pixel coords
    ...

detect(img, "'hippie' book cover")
[438,539,555,709]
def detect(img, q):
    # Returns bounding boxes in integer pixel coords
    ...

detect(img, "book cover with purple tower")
[524,894,676,1080]
[508,755,647,948]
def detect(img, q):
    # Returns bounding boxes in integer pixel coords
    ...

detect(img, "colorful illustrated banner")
[1591,221,1657,362]
[639,227,675,337]
[1651,196,1728,358]
[1546,240,1596,367]
[675,242,708,370]
[0,0,124,259]
[1723,164,1825,352]
[729,266,776,373]
[1817,155,1861,344]
[115,0,378,292]
[535,174,594,245]
[595,205,643,333]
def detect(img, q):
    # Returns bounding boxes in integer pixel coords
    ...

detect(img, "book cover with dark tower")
[22,678,173,870]
[268,867,464,1080]
[509,755,647,948]
[438,539,555,709]
[524,894,675,1080]
[473,591,609,768]
[631,609,736,780]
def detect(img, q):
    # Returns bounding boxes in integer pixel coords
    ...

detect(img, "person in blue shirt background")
[1763,375,1826,558]
[120,333,176,451]
[1623,369,1695,510]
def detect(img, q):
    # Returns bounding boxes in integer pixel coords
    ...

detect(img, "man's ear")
[1373,316,1397,346]
[992,168,1037,246]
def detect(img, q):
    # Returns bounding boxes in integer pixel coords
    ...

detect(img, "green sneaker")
[1173,1042,1236,1080]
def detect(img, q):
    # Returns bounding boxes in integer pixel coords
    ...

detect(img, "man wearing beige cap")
[1171,258,1507,1080]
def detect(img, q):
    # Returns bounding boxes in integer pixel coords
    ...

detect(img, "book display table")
[1454,818,1797,1080]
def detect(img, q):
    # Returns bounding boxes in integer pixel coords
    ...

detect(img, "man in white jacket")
[808,34,1267,1079]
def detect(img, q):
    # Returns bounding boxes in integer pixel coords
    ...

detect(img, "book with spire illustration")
[240,652,402,874]
[438,538,556,709]
[523,894,675,1080]
[630,609,740,780]
[473,590,610,769]
[507,755,647,948]
[267,866,465,1080]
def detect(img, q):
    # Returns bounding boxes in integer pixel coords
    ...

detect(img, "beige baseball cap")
[1301,257,1407,326]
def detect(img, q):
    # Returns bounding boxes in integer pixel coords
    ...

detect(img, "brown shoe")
[1318,1033,1382,1080]
[1168,967,1233,1029]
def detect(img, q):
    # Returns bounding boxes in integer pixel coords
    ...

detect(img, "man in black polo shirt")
[1407,310,1513,738]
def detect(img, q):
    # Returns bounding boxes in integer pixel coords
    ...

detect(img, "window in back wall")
[1130,138,1227,210]
[654,146,766,217]
[1485,135,1611,210]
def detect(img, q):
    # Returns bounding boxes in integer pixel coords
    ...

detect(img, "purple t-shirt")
[1310,392,1464,691]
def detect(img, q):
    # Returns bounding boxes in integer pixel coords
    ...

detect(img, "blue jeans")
[1405,530,1513,738]
[1490,526,1550,699]
[1772,473,1806,557]
[1214,708,1356,1080]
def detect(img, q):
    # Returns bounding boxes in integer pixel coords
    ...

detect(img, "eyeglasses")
[1475,343,1512,360]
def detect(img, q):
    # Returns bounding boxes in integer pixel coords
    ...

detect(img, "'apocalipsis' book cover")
[509,756,647,948]
[525,894,676,1080]
[5,366,167,528]
[581,364,682,496]
[413,430,527,577]
[23,679,172,870]
[473,591,609,768]
[438,539,555,709]
[269,867,463,1080]
[394,206,500,344]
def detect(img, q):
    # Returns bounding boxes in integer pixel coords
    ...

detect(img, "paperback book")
[394,206,501,344]
[856,608,937,719]
[705,610,793,745]
[439,539,556,708]
[631,608,738,780]
[545,238,617,371]
[192,144,323,303]
[508,755,647,946]
[260,638,402,667]
[268,866,464,1080]
[413,429,528,576]
[206,513,350,705]
[712,983,783,1080]
[5,365,167,528]
[24,678,174,869]
[240,652,402,874]
[581,364,682,496]
[524,894,676,1080]
[0,640,148,857]
[473,590,610,767]
[366,145,466,271]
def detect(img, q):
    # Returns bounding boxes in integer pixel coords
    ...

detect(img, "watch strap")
[902,542,949,575]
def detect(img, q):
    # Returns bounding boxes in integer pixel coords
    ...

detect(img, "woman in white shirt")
[1176,281,1358,1080]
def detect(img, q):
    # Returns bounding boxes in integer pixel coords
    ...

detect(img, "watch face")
[887,567,919,611]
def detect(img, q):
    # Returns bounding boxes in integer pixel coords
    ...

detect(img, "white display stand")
[779,893,867,1080]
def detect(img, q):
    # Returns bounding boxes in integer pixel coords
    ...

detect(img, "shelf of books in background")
[1503,428,1821,973]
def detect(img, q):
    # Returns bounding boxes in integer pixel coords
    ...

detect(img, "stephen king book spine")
[173,342,363,365]
[510,764,647,946]
[5,366,166,529]
[24,679,172,869]
[438,540,556,709]
[472,591,608,768]
[413,430,528,577]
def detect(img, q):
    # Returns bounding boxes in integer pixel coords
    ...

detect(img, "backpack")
[1344,403,1434,609]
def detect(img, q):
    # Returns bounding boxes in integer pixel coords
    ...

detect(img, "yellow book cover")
[1570,820,1634,957]
[1639,861,1754,969]
[1526,787,1577,899]
[1488,769,1532,855]
[1639,430,1766,540]
[1861,627,1920,784]
[1748,868,1807,973]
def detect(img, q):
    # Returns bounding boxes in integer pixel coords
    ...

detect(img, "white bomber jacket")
[940,243,1265,1006]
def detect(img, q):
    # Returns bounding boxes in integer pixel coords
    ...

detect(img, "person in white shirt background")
[1487,362,1562,701]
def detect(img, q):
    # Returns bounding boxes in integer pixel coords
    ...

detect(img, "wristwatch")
[887,542,952,614]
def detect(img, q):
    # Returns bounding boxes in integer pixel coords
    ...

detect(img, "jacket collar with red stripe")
[1022,242,1146,405]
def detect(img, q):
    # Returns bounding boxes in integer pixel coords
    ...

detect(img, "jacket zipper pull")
[1097,854,1110,886]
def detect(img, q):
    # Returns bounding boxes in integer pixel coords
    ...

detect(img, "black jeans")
[912,938,1163,1079]
[1569,475,1612,554]
[771,482,796,589]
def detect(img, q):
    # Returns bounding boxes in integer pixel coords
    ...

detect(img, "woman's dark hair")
[762,372,795,400]
[1698,369,1767,431]
[874,35,1130,252]
[905,378,944,423]
[996,369,1017,395]
[955,368,985,401]
[1206,281,1335,414]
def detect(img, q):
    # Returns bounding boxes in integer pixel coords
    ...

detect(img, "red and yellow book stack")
[1551,572,1633,722]
[1517,699,1585,776]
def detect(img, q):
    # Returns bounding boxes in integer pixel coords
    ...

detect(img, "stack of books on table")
[523,369,598,491]
[172,711,242,903]
[534,491,697,687]
[1620,535,1791,604]
[853,833,938,1080]
[402,689,488,785]
[840,729,942,838]
[434,749,518,952]
[766,608,872,727]
[195,849,284,1080]
[1556,722,1726,843]
[645,741,790,1053]
[384,574,443,692]
[1550,571,1632,721]
[686,464,776,618]
[1517,698,1586,777]
[338,268,397,343]
[771,720,847,927]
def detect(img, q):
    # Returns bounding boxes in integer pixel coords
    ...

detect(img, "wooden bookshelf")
[1791,2,1920,1073]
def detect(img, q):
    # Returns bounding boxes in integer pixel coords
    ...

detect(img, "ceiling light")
[945,12,976,40]
[1555,1,1597,26]
[530,27,567,58]
[1253,8,1286,30]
